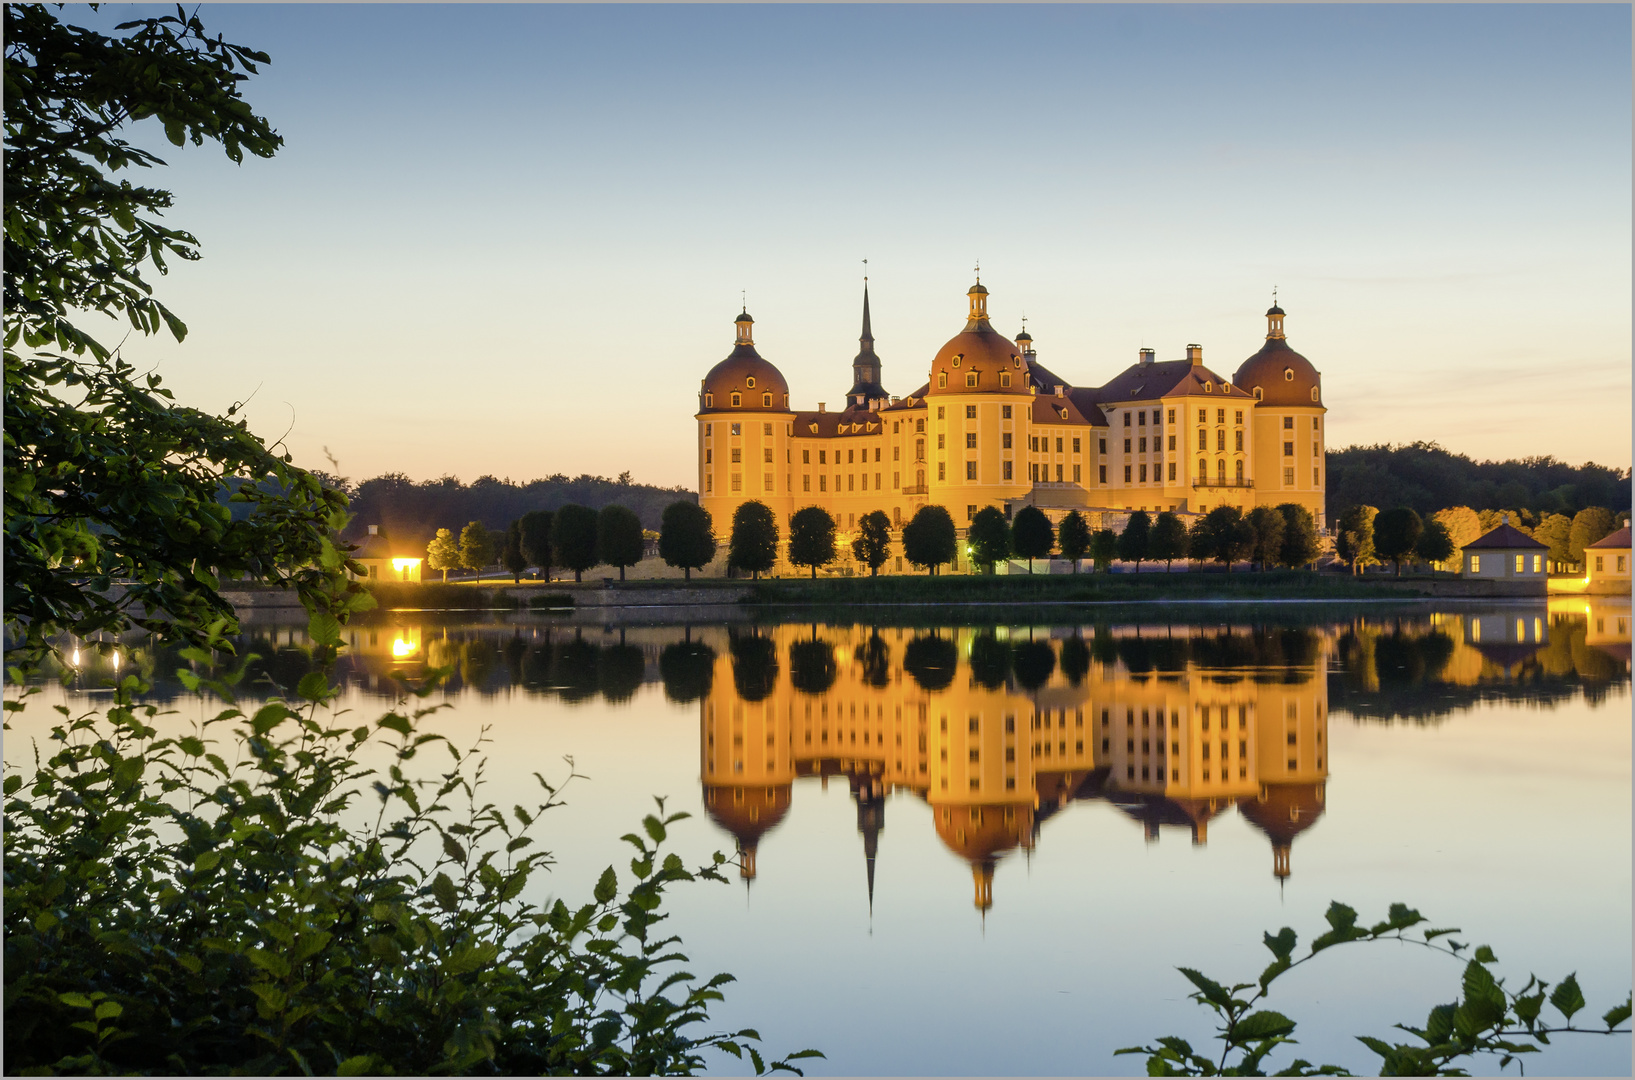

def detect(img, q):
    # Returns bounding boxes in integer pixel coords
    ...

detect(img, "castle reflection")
[700,623,1331,910]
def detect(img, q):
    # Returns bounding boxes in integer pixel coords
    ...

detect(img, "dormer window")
[705,393,714,408]
[952,354,963,367]
[1204,383,1213,393]
[746,376,756,388]
[1309,387,1318,401]
[1283,368,1294,381]
[1000,372,1011,388]
[938,372,948,389]
[965,373,978,388]
[731,392,742,407]
[1253,387,1263,400]
[1013,356,1021,368]
[762,392,772,407]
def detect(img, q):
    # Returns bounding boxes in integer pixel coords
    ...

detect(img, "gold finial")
[1273,284,1278,307]
[741,289,746,314]
[974,259,980,284]
[863,257,868,284]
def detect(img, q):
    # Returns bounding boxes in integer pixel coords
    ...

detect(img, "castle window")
[1197,428,1205,449]
[1138,411,1146,426]
[1235,410,1243,424]
[803,475,810,491]
[731,393,741,407]
[893,472,900,489]
[819,476,827,491]
[916,418,925,432]
[1072,438,1080,453]
[1139,464,1147,482]
[965,373,978,388]
[965,433,977,449]
[1198,458,1206,476]
[1056,464,1064,482]
[966,461,977,480]
[1235,460,1244,481]
[1218,409,1226,424]
[952,355,962,367]
[894,445,900,461]
[937,434,946,450]
[1099,465,1107,484]
[966,405,977,419]
[730,449,741,463]
[938,373,947,388]
[938,462,946,480]
[1099,438,1107,454]
[1216,430,1225,452]
[1002,405,1012,419]
[1204,382,1212,393]
[1284,368,1294,381]
[1138,437,1147,453]
[1123,412,1131,427]
[731,474,742,492]
[1002,433,1012,449]
[1123,438,1131,453]
[1168,435,1176,451]
[1283,415,1294,429]
[763,447,773,463]
[1284,441,1294,456]
[818,449,826,464]
[1056,437,1064,453]
[802,449,810,464]
[1000,372,1011,387]
[1124,465,1132,482]
[762,393,772,407]
[848,449,854,464]
[705,476,712,492]
[1168,462,1176,481]
[1235,431,1243,452]
[1074,464,1081,482]
[704,393,713,408]
[1310,387,1319,401]
[875,447,882,462]
[730,423,740,435]
[937,407,945,419]
[1254,387,1264,400]
[745,377,755,388]
[1314,467,1320,485]
[705,450,712,464]
[764,473,774,491]
[1003,461,1013,480]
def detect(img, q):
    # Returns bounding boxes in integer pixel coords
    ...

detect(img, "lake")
[11,596,1631,1076]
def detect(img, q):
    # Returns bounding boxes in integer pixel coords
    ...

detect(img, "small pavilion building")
[349,525,423,583]
[1585,525,1632,594]
[1461,515,1547,582]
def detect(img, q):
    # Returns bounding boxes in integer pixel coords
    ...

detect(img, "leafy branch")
[1117,901,1631,1076]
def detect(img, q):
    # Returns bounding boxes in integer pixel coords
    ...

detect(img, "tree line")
[1333,503,1628,575]
[1327,441,1630,523]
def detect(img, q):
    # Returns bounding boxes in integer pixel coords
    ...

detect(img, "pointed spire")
[848,272,886,406]
[860,279,873,345]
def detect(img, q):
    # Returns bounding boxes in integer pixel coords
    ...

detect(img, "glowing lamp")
[391,638,419,659]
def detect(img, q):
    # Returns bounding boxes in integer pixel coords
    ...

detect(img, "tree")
[658,500,715,581]
[1433,506,1483,563]
[1011,506,1054,573]
[596,504,644,581]
[552,503,600,582]
[901,505,956,575]
[966,507,1011,573]
[787,506,837,579]
[1415,517,1455,569]
[1336,504,1379,574]
[1090,528,1118,573]
[1196,506,1255,572]
[456,521,496,576]
[500,520,527,583]
[1149,511,1188,571]
[1114,511,1150,572]
[852,510,892,576]
[728,500,778,580]
[1245,506,1285,571]
[425,528,459,583]
[1373,507,1424,576]
[1530,512,1573,570]
[1568,507,1618,566]
[1186,517,1211,570]
[3,5,368,665]
[1275,503,1320,569]
[519,509,553,581]
[1057,510,1091,572]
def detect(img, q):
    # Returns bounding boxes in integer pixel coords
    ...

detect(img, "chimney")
[1501,512,1509,525]
[1186,344,1203,365]
[818,402,826,413]
[1139,348,1155,365]
[367,525,379,536]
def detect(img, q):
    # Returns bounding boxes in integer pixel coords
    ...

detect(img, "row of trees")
[421,503,706,583]
[1334,504,1627,575]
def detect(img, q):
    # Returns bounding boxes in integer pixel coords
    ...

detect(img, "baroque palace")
[696,276,1327,571]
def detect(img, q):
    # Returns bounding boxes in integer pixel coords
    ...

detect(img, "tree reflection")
[659,641,716,704]
[857,633,891,689]
[1012,640,1056,692]
[1059,635,1091,687]
[903,633,957,692]
[788,637,839,696]
[597,644,647,703]
[730,632,779,702]
[967,634,1011,690]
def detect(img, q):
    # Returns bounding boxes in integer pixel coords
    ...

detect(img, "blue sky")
[87,4,1631,486]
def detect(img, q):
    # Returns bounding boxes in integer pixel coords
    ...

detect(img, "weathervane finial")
[1273,284,1278,307]
[863,257,867,284]
[974,259,980,284]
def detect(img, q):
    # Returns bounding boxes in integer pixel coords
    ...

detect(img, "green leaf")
[643,815,667,844]
[246,948,290,979]
[296,671,330,702]
[1473,944,1497,964]
[441,832,467,864]
[58,991,95,1009]
[1263,926,1297,961]
[336,1056,376,1076]
[193,849,222,872]
[1177,967,1233,1008]
[1603,997,1632,1030]
[377,713,411,737]
[1234,1010,1296,1040]
[594,866,618,905]
[307,611,341,646]
[1550,973,1585,1021]
[431,872,459,913]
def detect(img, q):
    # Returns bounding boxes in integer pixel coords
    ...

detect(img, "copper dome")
[700,311,791,413]
[1234,306,1322,407]
[928,282,1030,397]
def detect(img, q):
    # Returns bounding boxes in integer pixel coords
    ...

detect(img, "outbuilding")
[1461,514,1547,580]
[348,525,423,583]
[1585,525,1631,594]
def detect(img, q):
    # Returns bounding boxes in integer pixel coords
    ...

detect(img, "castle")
[696,277,1327,571]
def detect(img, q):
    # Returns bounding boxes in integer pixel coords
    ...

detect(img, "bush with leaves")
[1117,901,1629,1077]
[3,626,821,1076]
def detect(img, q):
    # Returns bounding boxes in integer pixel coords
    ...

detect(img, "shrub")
[2,634,818,1076]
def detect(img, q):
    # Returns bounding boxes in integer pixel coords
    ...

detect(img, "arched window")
[705,393,714,408]
[938,372,948,388]
[916,468,925,487]
[1197,458,1206,477]
[1235,460,1244,481]
[1204,382,1213,393]
[915,438,925,461]
[1254,387,1263,400]
[762,392,772,407]
[1217,459,1227,480]
[1309,387,1318,401]
[731,393,741,408]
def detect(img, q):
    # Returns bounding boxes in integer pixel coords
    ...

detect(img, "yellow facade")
[696,279,1328,572]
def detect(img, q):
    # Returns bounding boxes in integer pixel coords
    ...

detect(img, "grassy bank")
[749,570,1421,607]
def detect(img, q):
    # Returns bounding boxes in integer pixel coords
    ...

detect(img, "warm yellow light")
[391,638,418,658]
[391,558,421,572]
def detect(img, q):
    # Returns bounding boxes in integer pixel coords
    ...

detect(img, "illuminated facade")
[349,525,423,583]
[695,278,1328,572]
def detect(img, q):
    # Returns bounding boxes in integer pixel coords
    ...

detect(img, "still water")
[13,598,1632,1076]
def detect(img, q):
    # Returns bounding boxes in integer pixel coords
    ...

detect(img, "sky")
[76,4,1632,488]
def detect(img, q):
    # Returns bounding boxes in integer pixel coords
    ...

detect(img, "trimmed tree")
[1415,517,1456,570]
[519,509,553,582]
[1336,504,1379,574]
[596,505,645,581]
[788,506,838,579]
[1011,506,1054,574]
[1150,511,1188,571]
[1275,503,1320,569]
[552,503,600,582]
[1245,506,1285,571]
[1187,517,1211,570]
[1057,510,1091,573]
[852,510,892,576]
[1373,506,1424,576]
[901,505,956,575]
[1197,506,1255,572]
[1117,511,1151,572]
[728,500,779,580]
[1568,507,1618,566]
[457,521,496,577]
[426,528,459,583]
[659,501,715,581]
[1089,528,1118,573]
[966,507,1011,574]
[500,520,527,583]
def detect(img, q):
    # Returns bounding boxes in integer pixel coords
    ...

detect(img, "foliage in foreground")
[3,636,819,1075]
[1118,901,1630,1076]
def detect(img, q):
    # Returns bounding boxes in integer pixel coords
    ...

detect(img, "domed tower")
[697,309,797,543]
[924,278,1034,528]
[844,280,889,411]
[1232,299,1329,529]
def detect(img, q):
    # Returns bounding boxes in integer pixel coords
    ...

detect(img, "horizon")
[70,5,1632,485]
